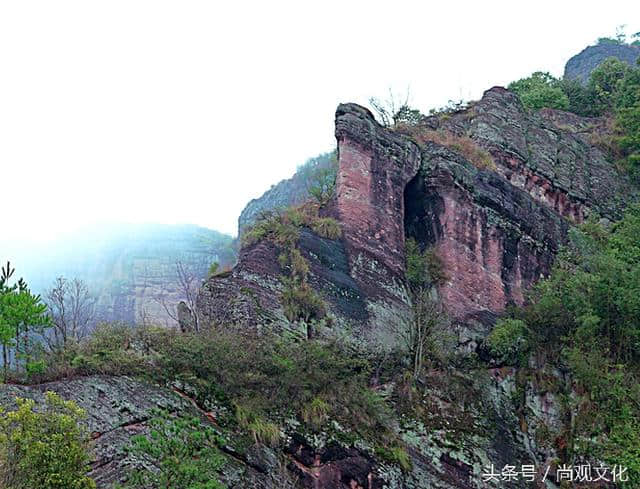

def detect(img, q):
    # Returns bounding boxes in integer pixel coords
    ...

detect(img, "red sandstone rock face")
[334,105,420,289]
[198,88,634,333]
[403,87,634,321]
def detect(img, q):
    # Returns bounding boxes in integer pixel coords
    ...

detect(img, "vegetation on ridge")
[487,204,640,487]
[509,55,640,180]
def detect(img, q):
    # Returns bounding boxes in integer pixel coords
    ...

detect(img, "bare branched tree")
[152,260,202,332]
[45,277,96,350]
[369,87,422,127]
[387,287,447,380]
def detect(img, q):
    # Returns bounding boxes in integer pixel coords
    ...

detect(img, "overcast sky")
[1,1,639,247]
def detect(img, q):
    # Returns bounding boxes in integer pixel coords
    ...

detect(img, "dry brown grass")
[396,124,496,171]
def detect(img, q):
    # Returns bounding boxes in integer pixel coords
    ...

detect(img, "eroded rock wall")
[404,87,633,321]
[198,87,634,337]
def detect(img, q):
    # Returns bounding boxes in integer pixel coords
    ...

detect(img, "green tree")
[299,151,338,205]
[0,261,51,382]
[121,410,226,489]
[0,391,96,489]
[557,78,601,116]
[504,206,640,486]
[588,57,632,112]
[508,72,569,110]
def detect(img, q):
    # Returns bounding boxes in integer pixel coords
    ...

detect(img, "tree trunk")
[2,344,7,383]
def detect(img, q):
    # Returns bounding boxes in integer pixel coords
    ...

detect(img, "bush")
[557,78,602,117]
[486,318,529,365]
[0,392,96,489]
[311,217,342,240]
[280,278,326,326]
[297,151,338,206]
[120,410,226,489]
[375,444,412,471]
[508,72,569,111]
[301,396,330,429]
[405,238,447,290]
[589,57,632,112]
[242,204,339,248]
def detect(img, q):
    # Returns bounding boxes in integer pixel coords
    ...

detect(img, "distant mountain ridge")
[5,222,236,326]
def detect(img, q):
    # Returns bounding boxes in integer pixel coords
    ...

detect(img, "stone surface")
[404,87,634,321]
[198,87,635,332]
[0,376,190,488]
[564,42,640,84]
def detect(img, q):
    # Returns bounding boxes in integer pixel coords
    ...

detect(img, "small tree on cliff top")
[369,87,423,127]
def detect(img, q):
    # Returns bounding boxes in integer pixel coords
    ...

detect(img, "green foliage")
[0,392,96,489]
[311,217,342,240]
[405,238,446,291]
[242,208,301,248]
[597,37,624,46]
[55,326,395,448]
[509,206,640,484]
[120,410,226,489]
[298,151,338,205]
[0,261,51,382]
[523,206,640,362]
[557,78,601,117]
[486,318,528,365]
[280,278,326,326]
[589,57,633,112]
[242,204,340,249]
[508,72,569,110]
[70,323,146,376]
[375,444,412,471]
[369,90,425,127]
[233,406,280,447]
[301,396,330,428]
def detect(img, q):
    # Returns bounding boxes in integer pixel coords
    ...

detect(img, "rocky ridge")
[2,84,637,489]
[197,87,633,342]
[564,42,640,84]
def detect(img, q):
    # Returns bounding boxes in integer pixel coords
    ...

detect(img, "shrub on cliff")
[504,206,640,486]
[280,278,326,330]
[120,410,226,489]
[486,318,529,365]
[400,127,496,171]
[508,72,570,111]
[0,392,96,489]
[242,204,341,248]
[298,151,338,206]
[589,57,633,112]
[405,238,447,289]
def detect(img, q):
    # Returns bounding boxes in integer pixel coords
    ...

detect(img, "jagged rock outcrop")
[4,87,636,489]
[405,87,632,323]
[198,87,634,338]
[0,376,394,489]
[564,43,640,84]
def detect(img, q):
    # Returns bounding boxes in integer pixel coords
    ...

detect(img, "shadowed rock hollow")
[196,86,634,341]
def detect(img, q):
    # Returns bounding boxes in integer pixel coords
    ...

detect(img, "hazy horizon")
[2,1,639,249]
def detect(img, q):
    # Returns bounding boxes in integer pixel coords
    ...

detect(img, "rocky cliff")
[197,87,633,343]
[564,42,640,84]
[11,223,236,326]
[3,86,637,489]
